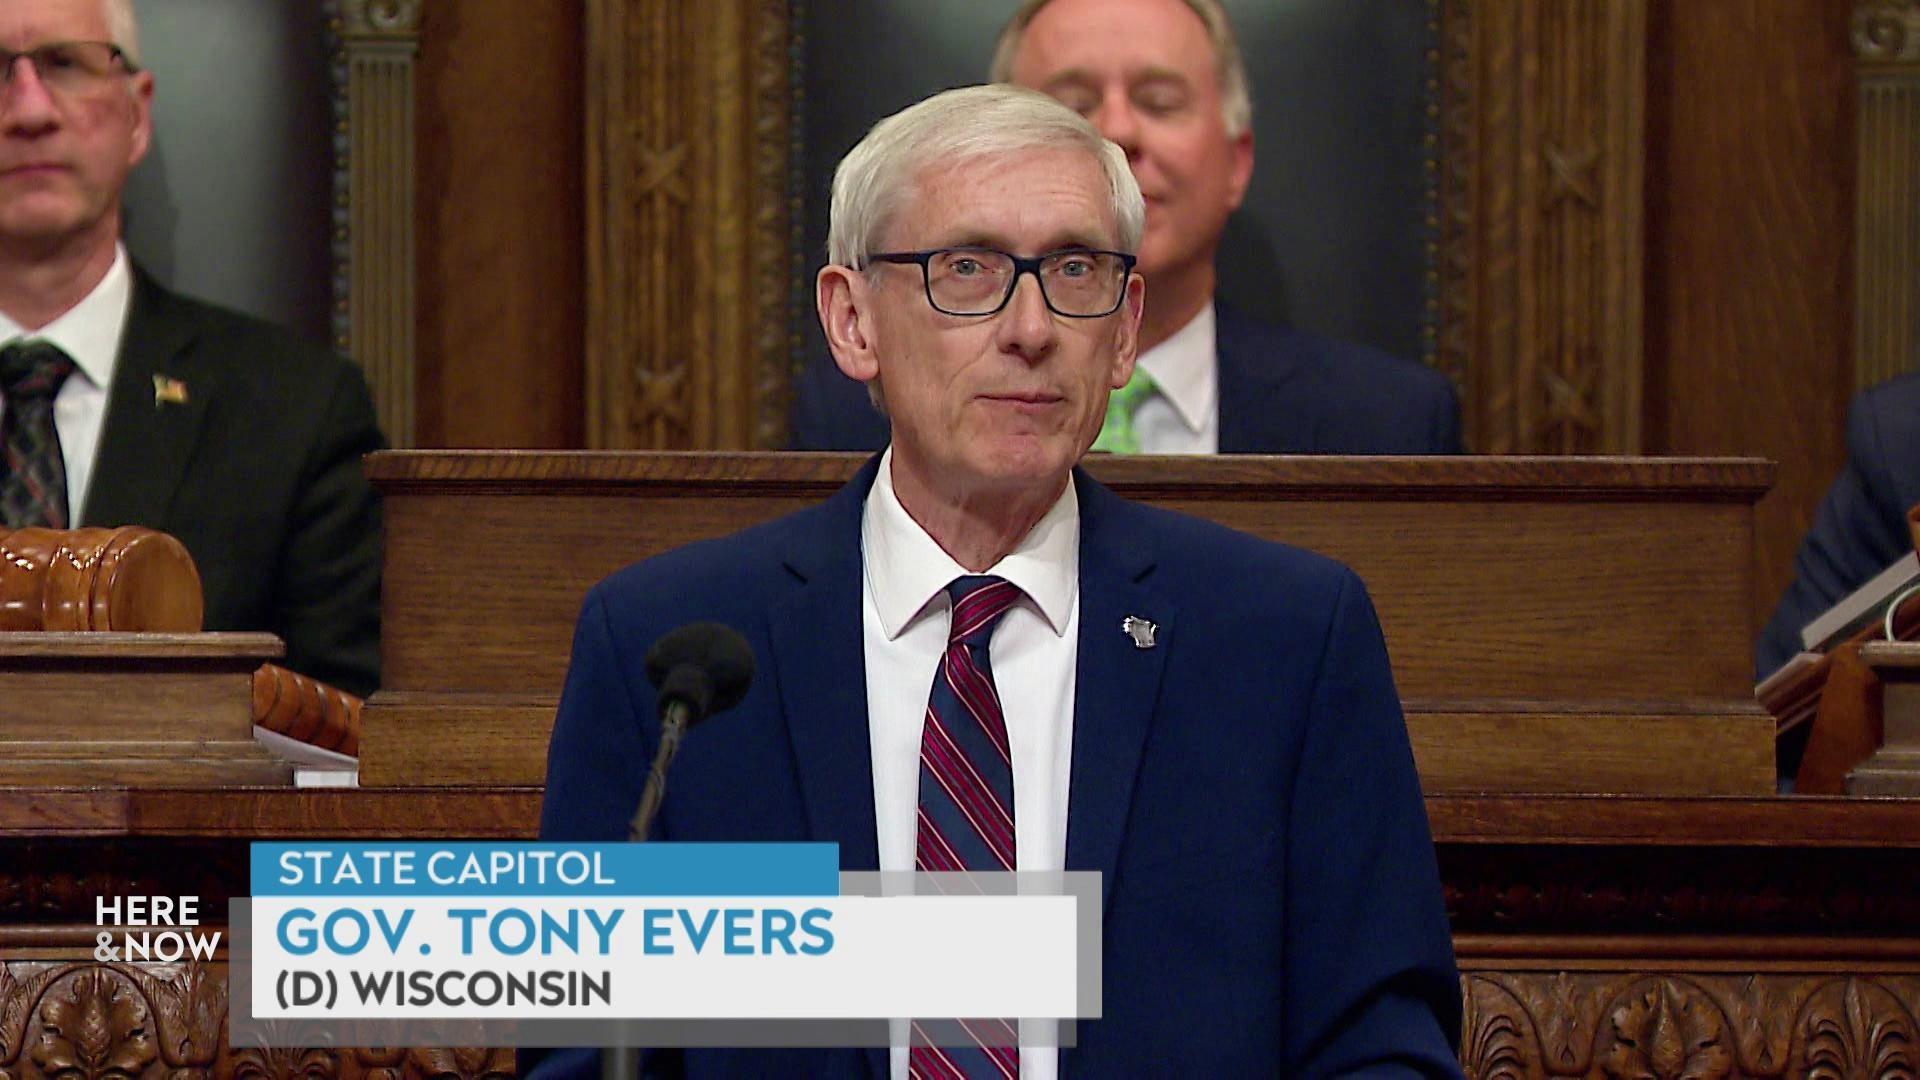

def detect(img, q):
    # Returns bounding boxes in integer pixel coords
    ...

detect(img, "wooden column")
[1437,0,1648,454]
[1853,0,1920,390]
[585,0,794,450]
[335,0,424,448]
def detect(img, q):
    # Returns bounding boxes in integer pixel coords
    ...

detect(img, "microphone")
[627,622,754,841]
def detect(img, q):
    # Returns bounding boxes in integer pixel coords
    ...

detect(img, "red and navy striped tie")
[911,575,1021,1080]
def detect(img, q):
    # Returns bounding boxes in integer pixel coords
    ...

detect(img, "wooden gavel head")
[0,526,204,632]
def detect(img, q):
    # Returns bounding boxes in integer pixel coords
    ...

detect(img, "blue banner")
[250,843,840,897]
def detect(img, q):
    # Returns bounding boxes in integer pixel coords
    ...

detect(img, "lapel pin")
[1121,615,1157,650]
[153,375,189,407]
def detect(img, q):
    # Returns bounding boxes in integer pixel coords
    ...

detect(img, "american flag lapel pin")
[152,375,189,407]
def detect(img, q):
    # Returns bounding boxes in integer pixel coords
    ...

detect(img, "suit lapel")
[767,456,883,873]
[80,272,214,528]
[1064,472,1173,912]
[765,456,888,1079]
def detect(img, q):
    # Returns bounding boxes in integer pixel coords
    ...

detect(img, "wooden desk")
[2,787,1916,1078]
[3,453,1841,1076]
[364,452,1777,794]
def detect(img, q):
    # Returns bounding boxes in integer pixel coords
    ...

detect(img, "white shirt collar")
[1133,302,1216,435]
[0,244,132,392]
[862,446,1080,641]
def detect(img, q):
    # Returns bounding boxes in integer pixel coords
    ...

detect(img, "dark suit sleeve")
[1757,386,1918,679]
[1284,570,1463,1078]
[275,361,385,698]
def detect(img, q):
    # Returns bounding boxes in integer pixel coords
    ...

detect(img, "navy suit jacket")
[536,457,1462,1078]
[788,305,1463,454]
[1758,373,1920,679]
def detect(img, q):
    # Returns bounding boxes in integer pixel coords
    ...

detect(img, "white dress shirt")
[861,447,1079,1080]
[0,244,134,523]
[1129,302,1219,454]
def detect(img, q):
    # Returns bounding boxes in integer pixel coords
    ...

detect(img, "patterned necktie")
[0,341,76,529]
[911,575,1021,1079]
[1089,366,1158,454]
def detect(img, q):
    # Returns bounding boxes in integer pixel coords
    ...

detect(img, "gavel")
[0,525,204,632]
[0,525,361,755]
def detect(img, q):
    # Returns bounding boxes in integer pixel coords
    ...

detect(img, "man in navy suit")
[1758,372,1920,680]
[541,85,1460,1077]
[789,0,1461,456]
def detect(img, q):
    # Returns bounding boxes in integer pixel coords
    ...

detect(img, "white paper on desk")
[253,726,359,788]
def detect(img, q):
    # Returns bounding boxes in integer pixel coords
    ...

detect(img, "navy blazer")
[536,458,1463,1078]
[788,305,1463,454]
[1758,373,1920,679]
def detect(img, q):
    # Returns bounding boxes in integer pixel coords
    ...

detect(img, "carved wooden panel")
[5,958,1920,1079]
[0,961,512,1080]
[1460,971,1920,1078]
[1438,0,1648,454]
[585,0,794,450]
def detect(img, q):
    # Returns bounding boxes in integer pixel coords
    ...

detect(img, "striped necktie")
[911,575,1021,1079]
[0,341,77,529]
[1089,367,1158,454]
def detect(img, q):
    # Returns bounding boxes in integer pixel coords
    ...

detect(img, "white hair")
[101,0,140,65]
[990,0,1253,138]
[826,83,1144,270]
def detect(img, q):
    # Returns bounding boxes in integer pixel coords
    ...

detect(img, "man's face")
[1007,0,1252,286]
[0,0,150,253]
[819,146,1142,502]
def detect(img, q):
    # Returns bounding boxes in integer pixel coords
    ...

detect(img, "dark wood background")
[408,0,1858,643]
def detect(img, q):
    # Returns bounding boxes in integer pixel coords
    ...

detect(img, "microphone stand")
[629,698,694,841]
[605,696,700,1080]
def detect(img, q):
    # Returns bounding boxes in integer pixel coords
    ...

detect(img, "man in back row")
[793,0,1462,455]
[540,84,1461,1077]
[0,0,382,695]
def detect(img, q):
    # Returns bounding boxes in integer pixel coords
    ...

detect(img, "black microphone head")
[645,622,755,725]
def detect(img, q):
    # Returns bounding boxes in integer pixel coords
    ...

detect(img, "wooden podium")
[8,452,1920,1079]
[362,452,1775,794]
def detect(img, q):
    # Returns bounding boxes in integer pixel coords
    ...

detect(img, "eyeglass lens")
[2,43,126,94]
[927,250,1128,316]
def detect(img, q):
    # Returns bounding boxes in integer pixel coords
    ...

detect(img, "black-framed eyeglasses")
[0,42,140,97]
[866,246,1137,318]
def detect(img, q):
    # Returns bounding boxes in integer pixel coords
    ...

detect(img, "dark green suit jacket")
[78,270,384,697]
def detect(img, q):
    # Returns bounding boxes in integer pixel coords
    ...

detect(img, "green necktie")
[1091,368,1159,454]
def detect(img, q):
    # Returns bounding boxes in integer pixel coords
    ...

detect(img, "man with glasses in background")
[538,84,1461,1078]
[0,0,382,696]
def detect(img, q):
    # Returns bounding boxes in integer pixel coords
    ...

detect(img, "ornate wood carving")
[1460,972,1920,1078]
[1852,1,1920,392]
[330,0,425,447]
[1438,0,1647,454]
[7,958,1920,1078]
[0,960,512,1080]
[0,962,224,1080]
[585,0,793,450]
